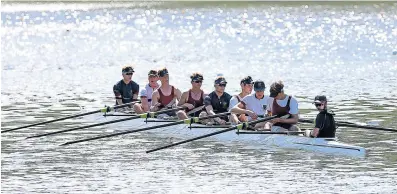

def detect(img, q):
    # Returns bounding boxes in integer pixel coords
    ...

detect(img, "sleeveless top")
[186,89,204,110]
[158,86,175,108]
[235,95,242,103]
[272,96,292,129]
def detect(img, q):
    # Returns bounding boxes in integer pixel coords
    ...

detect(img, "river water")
[1,2,397,193]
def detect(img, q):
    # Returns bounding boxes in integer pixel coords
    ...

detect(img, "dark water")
[2,2,397,193]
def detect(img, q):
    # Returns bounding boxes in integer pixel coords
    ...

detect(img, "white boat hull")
[100,117,366,157]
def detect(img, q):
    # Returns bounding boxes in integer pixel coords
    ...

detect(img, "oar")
[299,118,397,132]
[236,131,304,135]
[186,105,205,115]
[26,107,184,139]
[2,101,140,133]
[146,114,280,153]
[103,114,137,117]
[60,112,231,146]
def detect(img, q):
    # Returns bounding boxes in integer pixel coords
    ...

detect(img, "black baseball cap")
[214,76,227,85]
[158,68,169,77]
[122,66,134,73]
[253,80,266,92]
[314,95,327,103]
[148,70,158,77]
[241,76,254,85]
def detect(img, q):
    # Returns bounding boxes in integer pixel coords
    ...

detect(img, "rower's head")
[214,76,227,93]
[157,67,169,83]
[190,72,204,88]
[313,95,327,111]
[253,80,266,98]
[148,69,159,87]
[240,76,254,94]
[269,81,284,100]
[122,65,134,81]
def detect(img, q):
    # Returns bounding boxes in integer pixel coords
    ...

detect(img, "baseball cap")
[214,76,227,85]
[253,80,266,92]
[314,95,327,103]
[158,68,169,77]
[122,66,134,73]
[148,70,158,77]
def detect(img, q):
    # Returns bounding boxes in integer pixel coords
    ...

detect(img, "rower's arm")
[140,97,149,112]
[113,84,123,105]
[204,105,216,116]
[177,91,188,107]
[175,88,182,101]
[312,113,325,137]
[132,93,139,101]
[279,114,299,124]
[150,91,160,112]
[231,102,248,115]
[116,99,123,106]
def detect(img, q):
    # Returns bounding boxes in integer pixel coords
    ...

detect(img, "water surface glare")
[2,2,397,193]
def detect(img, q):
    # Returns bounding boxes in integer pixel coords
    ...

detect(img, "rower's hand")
[184,103,195,110]
[271,118,281,124]
[217,119,226,125]
[312,128,319,137]
[246,110,258,120]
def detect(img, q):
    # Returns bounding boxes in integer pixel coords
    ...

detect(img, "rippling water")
[2,2,397,193]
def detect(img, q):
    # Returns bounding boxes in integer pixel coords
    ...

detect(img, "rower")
[228,76,254,124]
[176,73,206,119]
[231,80,270,129]
[267,81,300,132]
[305,95,336,138]
[133,70,159,114]
[113,65,139,109]
[199,76,232,125]
[150,67,182,116]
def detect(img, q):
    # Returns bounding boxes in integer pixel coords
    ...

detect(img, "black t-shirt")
[204,91,232,113]
[315,110,336,138]
[113,80,139,104]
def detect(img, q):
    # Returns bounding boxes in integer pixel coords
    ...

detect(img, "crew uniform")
[240,81,270,120]
[139,70,159,103]
[113,66,139,105]
[202,77,232,121]
[312,95,337,138]
[185,89,204,117]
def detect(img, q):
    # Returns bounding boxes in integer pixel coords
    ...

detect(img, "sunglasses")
[193,80,202,83]
[315,103,322,107]
[218,84,227,87]
[125,73,133,75]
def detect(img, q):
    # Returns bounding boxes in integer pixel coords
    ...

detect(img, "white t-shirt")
[267,95,299,114]
[228,95,243,111]
[241,93,270,116]
[139,84,158,101]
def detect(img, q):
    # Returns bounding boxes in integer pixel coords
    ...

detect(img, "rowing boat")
[99,115,366,157]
